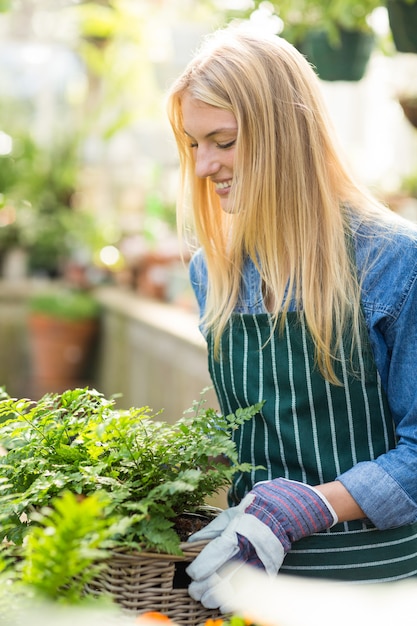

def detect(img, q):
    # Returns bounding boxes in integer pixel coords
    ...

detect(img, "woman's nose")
[194,148,220,178]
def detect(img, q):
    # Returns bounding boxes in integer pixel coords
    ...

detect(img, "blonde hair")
[167,24,397,384]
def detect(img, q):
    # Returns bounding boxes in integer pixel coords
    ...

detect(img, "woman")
[166,23,417,609]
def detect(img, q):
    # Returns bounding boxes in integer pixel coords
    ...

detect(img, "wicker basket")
[86,540,222,626]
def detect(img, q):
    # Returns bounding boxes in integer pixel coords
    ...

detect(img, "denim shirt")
[189,217,417,530]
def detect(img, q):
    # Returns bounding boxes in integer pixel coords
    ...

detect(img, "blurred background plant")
[0,0,191,287]
[235,0,382,45]
[0,117,102,279]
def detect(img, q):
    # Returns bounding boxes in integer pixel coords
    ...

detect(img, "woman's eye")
[189,142,198,148]
[217,139,236,149]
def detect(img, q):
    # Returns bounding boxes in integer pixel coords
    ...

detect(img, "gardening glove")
[186,477,337,610]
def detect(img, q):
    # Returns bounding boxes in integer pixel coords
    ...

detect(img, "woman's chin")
[220,195,237,214]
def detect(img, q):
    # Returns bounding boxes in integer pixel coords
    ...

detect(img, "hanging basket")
[387,0,417,53]
[300,28,374,82]
[86,541,222,626]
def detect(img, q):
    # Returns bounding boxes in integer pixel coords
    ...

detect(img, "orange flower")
[204,620,224,626]
[136,612,173,624]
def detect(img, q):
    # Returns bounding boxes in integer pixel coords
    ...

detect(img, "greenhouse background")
[0,0,417,417]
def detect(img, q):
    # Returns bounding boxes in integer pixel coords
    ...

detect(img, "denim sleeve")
[189,249,208,337]
[338,226,417,530]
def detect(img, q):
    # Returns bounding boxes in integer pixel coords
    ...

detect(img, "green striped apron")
[208,312,417,582]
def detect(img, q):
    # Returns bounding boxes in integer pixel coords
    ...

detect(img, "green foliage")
[0,127,101,276]
[223,0,382,44]
[0,387,261,555]
[20,491,116,604]
[0,491,118,615]
[28,289,100,321]
[400,167,417,198]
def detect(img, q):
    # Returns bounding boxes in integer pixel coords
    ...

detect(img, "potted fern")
[0,387,260,622]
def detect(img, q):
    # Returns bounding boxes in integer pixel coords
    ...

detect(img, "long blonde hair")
[167,24,397,384]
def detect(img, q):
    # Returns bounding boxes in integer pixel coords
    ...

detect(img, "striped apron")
[208,312,417,582]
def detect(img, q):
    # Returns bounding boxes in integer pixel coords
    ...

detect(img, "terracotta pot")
[28,313,99,398]
[135,251,181,301]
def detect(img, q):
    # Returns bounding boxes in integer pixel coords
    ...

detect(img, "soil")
[171,511,219,589]
[173,510,217,542]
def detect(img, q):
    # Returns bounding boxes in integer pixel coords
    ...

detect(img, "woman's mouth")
[215,180,232,193]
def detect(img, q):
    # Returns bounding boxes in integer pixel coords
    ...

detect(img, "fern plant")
[20,491,117,604]
[0,491,123,621]
[0,387,260,555]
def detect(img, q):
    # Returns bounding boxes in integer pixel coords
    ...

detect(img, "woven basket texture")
[86,540,222,626]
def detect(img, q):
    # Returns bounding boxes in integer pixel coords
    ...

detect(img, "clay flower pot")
[27,288,100,398]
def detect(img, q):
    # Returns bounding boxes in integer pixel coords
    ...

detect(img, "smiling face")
[181,92,238,212]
